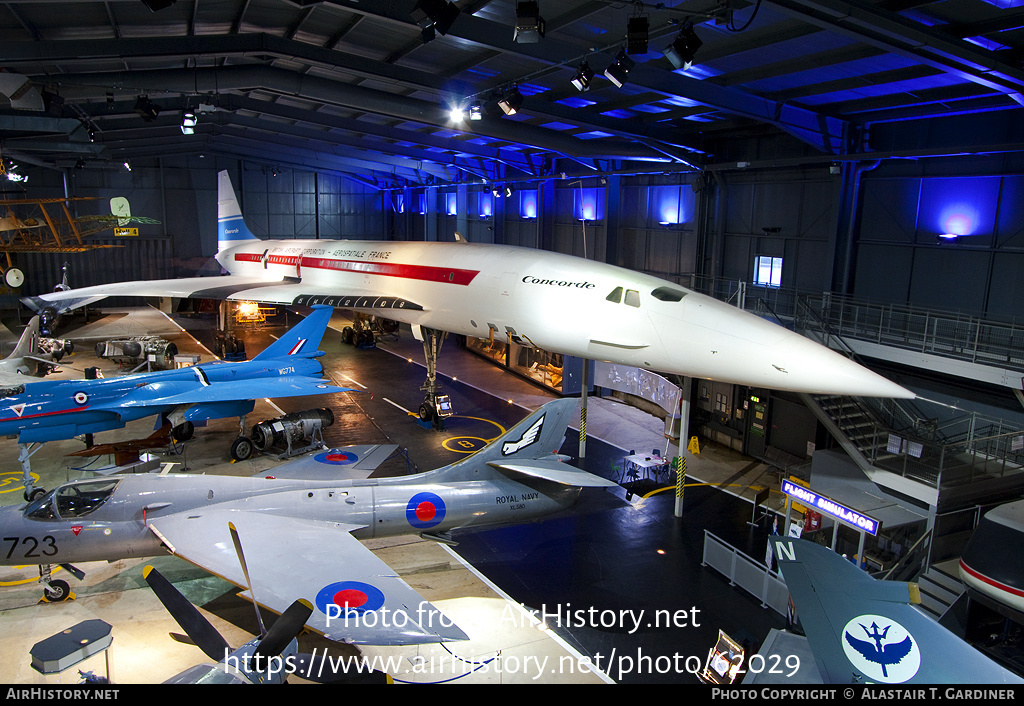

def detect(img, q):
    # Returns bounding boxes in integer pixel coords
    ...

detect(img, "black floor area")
[177,310,788,684]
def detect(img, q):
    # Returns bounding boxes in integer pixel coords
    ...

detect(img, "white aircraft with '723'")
[27,170,912,421]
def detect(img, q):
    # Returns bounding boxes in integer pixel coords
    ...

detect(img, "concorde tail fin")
[218,170,259,253]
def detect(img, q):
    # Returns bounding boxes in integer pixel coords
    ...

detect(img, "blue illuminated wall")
[854,173,1024,318]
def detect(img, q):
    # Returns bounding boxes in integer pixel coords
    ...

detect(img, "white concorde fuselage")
[210,237,912,399]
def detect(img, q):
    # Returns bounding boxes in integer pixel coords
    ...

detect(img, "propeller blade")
[227,521,266,636]
[142,565,230,662]
[252,598,314,660]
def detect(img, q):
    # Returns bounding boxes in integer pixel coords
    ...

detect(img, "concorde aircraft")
[1,305,349,500]
[0,397,614,649]
[27,171,913,423]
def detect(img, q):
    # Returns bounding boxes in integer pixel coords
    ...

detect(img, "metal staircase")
[792,297,1024,505]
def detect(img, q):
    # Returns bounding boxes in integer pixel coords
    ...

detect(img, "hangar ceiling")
[0,0,1022,187]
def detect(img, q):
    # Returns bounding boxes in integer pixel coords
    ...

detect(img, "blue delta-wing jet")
[0,398,614,652]
[773,537,1023,684]
[0,305,349,499]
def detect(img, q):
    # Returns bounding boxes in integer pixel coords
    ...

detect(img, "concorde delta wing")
[27,275,428,316]
[148,510,468,646]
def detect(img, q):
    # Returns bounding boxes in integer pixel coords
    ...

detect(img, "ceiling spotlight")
[571,61,595,92]
[505,186,514,197]
[498,86,524,116]
[664,24,703,70]
[180,111,197,134]
[514,1,545,44]
[123,161,132,172]
[469,105,482,121]
[626,16,649,55]
[133,95,160,122]
[604,49,635,88]
[449,106,466,122]
[411,0,460,43]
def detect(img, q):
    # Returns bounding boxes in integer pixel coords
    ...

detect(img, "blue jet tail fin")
[252,305,332,361]
[773,537,1024,684]
[218,170,259,254]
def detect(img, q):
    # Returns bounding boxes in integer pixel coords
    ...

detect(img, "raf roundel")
[315,580,386,616]
[314,450,359,466]
[406,491,446,530]
[73,392,89,405]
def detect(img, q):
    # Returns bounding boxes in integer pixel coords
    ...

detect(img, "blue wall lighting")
[574,187,602,221]
[394,192,405,214]
[922,177,999,241]
[653,185,694,225]
[938,202,979,239]
[479,191,493,218]
[417,193,426,215]
[519,189,538,219]
[445,192,457,216]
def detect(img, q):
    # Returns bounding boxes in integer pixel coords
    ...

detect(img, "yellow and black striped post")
[674,454,685,516]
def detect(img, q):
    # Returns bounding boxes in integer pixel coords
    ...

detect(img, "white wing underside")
[148,509,467,646]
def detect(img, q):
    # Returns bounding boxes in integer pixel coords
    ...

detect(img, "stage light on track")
[514,1,545,43]
[664,23,703,70]
[133,95,160,122]
[180,111,197,134]
[627,15,648,54]
[571,61,595,92]
[498,86,524,116]
[411,0,460,43]
[604,49,635,88]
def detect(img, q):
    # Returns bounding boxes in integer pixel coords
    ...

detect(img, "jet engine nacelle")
[250,408,335,452]
[95,336,178,367]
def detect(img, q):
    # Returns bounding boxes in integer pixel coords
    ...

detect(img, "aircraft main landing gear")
[230,414,253,461]
[39,563,83,602]
[415,326,454,431]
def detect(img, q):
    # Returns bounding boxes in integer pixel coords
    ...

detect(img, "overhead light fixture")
[123,161,132,172]
[133,95,160,122]
[411,0,460,43]
[664,24,703,70]
[498,86,524,116]
[180,111,197,134]
[469,105,482,121]
[571,61,595,92]
[604,49,635,88]
[448,106,466,122]
[627,16,649,54]
[514,1,545,43]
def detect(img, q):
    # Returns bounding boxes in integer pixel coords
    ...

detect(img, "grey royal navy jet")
[773,538,1023,684]
[0,397,614,646]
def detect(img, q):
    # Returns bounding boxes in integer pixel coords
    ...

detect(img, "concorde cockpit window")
[26,478,121,520]
[606,286,623,304]
[624,289,641,308]
[0,385,25,398]
[651,287,685,302]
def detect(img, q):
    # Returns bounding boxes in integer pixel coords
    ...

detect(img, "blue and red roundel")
[406,492,446,530]
[314,449,359,465]
[315,581,385,616]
